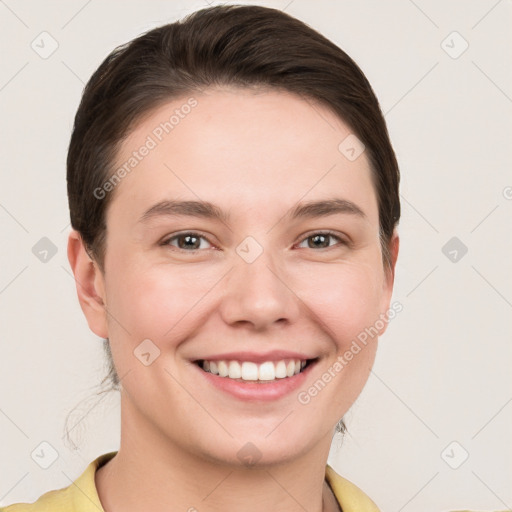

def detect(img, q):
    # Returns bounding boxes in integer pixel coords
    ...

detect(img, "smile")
[195,358,315,382]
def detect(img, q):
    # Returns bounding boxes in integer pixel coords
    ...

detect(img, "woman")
[3,4,400,511]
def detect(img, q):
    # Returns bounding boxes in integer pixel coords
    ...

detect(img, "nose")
[218,248,301,331]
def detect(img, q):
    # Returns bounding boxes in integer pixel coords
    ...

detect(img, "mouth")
[193,358,318,383]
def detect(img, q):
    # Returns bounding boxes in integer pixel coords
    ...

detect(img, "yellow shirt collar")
[4,452,380,511]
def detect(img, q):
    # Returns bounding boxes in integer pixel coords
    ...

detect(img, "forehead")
[107,87,378,225]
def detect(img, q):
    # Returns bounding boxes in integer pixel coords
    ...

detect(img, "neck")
[95,395,340,512]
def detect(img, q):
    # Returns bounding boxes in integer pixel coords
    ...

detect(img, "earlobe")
[67,230,109,338]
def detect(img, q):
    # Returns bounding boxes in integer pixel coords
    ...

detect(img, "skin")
[68,87,399,512]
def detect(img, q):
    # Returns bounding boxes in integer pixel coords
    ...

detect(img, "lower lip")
[193,361,317,402]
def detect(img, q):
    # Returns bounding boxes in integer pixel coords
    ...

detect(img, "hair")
[66,4,400,439]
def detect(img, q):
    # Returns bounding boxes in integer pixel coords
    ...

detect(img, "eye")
[162,232,214,252]
[296,231,346,250]
[161,230,347,253]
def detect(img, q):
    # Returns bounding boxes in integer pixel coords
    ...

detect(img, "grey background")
[0,0,511,510]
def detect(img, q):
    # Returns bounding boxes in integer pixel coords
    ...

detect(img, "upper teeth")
[201,359,307,381]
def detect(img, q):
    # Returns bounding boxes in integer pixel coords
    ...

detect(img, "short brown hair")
[66,4,400,436]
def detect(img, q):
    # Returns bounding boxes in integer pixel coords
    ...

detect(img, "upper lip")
[192,350,317,364]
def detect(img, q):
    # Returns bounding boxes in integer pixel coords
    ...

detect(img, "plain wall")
[0,1,510,510]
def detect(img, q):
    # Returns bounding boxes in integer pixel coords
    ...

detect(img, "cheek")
[106,261,197,341]
[298,260,384,349]
[102,261,202,390]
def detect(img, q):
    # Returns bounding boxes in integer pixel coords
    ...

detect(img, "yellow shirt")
[1,451,380,511]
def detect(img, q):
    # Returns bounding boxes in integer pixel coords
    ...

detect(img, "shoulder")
[0,486,73,512]
[1,451,117,512]
[325,464,380,512]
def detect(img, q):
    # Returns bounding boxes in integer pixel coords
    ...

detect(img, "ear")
[67,230,108,338]
[378,230,400,335]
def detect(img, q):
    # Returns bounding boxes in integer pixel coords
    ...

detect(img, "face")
[79,87,397,466]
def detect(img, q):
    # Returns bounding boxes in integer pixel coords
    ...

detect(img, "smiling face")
[73,87,398,467]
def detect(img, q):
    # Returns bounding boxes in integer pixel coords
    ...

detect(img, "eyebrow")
[138,198,366,224]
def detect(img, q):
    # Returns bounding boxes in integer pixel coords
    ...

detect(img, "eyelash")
[161,230,347,253]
